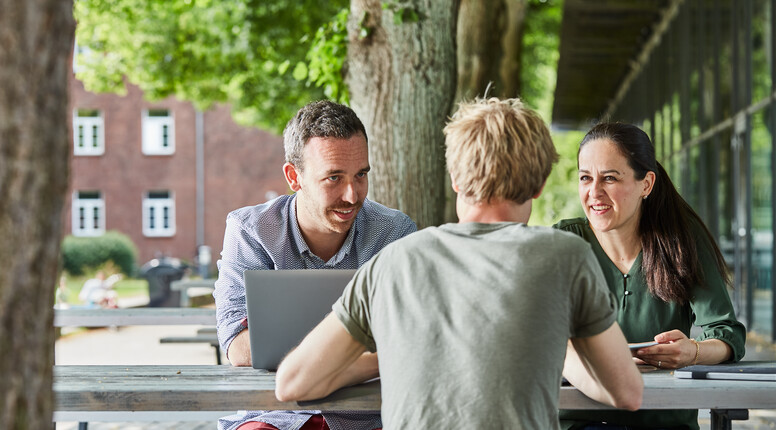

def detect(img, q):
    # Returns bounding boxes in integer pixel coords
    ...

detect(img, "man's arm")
[227,329,252,366]
[276,313,376,402]
[563,322,643,411]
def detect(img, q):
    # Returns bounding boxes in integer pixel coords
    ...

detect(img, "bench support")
[710,408,749,430]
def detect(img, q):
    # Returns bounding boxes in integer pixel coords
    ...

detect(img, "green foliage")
[61,231,138,276]
[293,8,350,103]
[521,0,562,120]
[74,0,347,133]
[532,130,585,226]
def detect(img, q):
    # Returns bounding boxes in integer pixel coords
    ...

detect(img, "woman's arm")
[634,329,732,369]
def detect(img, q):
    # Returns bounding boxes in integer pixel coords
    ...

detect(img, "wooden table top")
[54,362,776,413]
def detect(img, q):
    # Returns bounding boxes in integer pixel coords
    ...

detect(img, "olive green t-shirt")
[555,218,746,430]
[333,222,617,430]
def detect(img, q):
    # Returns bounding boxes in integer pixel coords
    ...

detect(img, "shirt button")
[623,274,630,279]
[624,291,632,296]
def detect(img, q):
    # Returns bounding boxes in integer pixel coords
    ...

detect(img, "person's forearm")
[696,339,732,365]
[329,352,379,389]
[563,341,610,405]
[566,325,643,411]
[227,329,252,367]
[276,314,367,402]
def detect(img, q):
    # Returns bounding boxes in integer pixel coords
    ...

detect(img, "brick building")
[64,76,288,271]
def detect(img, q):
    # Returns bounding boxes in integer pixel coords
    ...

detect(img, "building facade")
[65,77,287,271]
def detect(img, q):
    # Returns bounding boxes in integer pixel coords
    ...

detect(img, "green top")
[554,218,746,430]
[334,222,617,429]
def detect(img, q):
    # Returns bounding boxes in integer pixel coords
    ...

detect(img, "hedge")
[61,231,138,276]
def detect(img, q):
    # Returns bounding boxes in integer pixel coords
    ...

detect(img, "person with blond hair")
[275,98,643,429]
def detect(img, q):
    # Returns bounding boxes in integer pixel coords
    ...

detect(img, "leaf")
[278,59,290,75]
[292,61,308,81]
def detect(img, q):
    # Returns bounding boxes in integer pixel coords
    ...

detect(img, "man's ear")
[450,173,459,193]
[532,180,547,199]
[283,163,302,192]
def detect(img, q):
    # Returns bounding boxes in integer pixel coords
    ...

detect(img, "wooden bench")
[160,327,222,364]
[54,307,221,428]
[54,307,216,327]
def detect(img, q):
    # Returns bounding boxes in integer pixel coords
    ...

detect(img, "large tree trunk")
[347,0,459,229]
[445,0,526,222]
[0,1,75,428]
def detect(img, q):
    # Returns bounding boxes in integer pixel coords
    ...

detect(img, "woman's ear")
[642,171,656,198]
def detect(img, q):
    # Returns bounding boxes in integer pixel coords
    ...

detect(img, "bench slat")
[54,308,216,327]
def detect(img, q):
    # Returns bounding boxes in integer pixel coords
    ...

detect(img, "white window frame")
[142,109,175,155]
[73,109,105,156]
[72,191,105,237]
[72,41,91,74]
[142,191,176,237]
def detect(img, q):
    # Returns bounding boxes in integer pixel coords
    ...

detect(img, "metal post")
[743,0,754,332]
[709,0,722,242]
[771,0,776,342]
[697,0,709,221]
[195,109,205,249]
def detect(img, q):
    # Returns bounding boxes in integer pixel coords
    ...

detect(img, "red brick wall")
[203,106,288,265]
[65,76,286,270]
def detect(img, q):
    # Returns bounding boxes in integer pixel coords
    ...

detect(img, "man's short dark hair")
[283,101,368,169]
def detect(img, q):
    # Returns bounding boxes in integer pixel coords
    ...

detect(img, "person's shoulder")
[227,194,293,227]
[359,199,417,231]
[521,223,592,252]
[551,217,588,234]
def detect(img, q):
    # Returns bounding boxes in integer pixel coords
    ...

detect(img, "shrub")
[62,231,138,276]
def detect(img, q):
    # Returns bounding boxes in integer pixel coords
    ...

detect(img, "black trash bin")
[140,257,187,307]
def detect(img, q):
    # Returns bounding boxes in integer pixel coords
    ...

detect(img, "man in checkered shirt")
[214,100,417,430]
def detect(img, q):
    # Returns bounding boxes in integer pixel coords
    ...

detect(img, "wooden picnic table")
[170,279,216,307]
[53,362,776,429]
[54,308,216,327]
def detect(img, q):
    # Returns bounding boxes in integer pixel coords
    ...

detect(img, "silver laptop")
[244,269,357,370]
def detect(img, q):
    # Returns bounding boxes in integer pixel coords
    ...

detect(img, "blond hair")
[444,98,558,204]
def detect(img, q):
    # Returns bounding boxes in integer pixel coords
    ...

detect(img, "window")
[72,191,105,236]
[142,109,175,155]
[143,191,175,237]
[72,41,92,74]
[73,109,104,156]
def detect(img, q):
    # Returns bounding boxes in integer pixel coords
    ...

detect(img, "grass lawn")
[58,273,148,307]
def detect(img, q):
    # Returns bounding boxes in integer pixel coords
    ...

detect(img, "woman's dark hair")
[579,123,730,304]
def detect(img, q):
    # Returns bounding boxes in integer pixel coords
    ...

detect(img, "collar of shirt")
[288,194,357,267]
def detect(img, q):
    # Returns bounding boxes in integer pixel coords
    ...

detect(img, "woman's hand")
[634,329,697,369]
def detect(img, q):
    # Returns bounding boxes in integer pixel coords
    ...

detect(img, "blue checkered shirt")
[214,194,416,430]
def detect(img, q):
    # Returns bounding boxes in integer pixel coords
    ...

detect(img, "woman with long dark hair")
[555,123,745,430]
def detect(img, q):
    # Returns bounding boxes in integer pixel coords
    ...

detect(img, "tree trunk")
[0,1,75,428]
[347,0,459,229]
[444,0,526,223]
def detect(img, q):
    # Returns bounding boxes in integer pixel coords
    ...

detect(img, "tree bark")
[445,0,526,222]
[347,0,459,229]
[0,1,75,428]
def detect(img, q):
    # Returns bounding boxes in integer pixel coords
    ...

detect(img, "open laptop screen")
[244,269,357,370]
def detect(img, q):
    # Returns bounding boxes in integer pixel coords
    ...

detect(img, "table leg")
[180,289,190,307]
[710,409,749,430]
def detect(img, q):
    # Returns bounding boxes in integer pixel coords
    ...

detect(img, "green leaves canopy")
[75,0,347,132]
